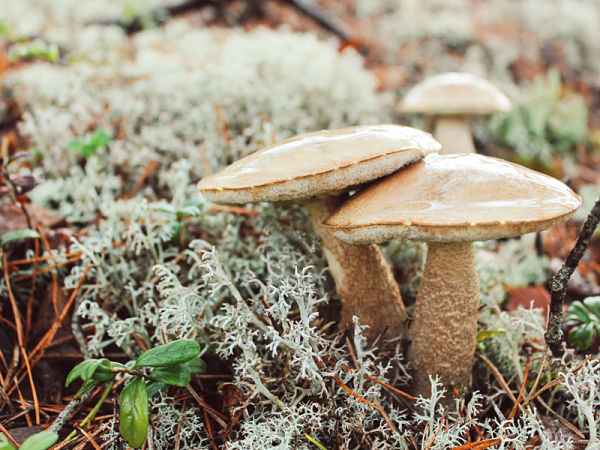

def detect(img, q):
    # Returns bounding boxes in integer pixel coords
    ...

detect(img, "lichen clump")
[0,1,599,448]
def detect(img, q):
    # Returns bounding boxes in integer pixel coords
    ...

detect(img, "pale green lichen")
[1,1,599,448]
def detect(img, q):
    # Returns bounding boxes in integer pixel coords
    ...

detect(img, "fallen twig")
[546,195,600,356]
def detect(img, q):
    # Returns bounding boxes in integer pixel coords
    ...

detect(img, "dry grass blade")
[208,204,260,216]
[475,352,518,403]
[74,424,102,450]
[0,423,19,446]
[123,160,160,200]
[451,438,503,450]
[523,355,591,408]
[3,253,40,423]
[186,385,229,429]
[507,352,531,420]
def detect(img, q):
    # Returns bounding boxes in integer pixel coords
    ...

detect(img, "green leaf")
[119,378,149,449]
[567,322,595,350]
[150,365,191,387]
[1,229,40,247]
[81,358,110,380]
[89,130,111,148]
[565,301,591,324]
[74,379,99,399]
[66,360,97,387]
[175,205,200,219]
[183,357,207,375]
[583,296,600,319]
[110,361,127,370]
[135,340,200,368]
[19,431,58,450]
[68,130,111,158]
[476,329,506,342]
[0,433,14,450]
[146,381,168,398]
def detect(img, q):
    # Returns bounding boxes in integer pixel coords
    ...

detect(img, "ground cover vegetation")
[0,0,599,448]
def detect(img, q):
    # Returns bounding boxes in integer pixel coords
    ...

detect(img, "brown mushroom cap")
[399,72,511,116]
[197,124,441,203]
[325,153,581,243]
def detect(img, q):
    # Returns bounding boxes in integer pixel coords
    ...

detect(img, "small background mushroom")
[399,72,511,154]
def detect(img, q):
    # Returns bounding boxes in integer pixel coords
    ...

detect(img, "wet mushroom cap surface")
[399,72,511,115]
[325,153,582,244]
[197,124,441,203]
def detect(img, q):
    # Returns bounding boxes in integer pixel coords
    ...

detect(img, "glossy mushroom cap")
[325,153,582,243]
[197,124,441,203]
[399,72,511,116]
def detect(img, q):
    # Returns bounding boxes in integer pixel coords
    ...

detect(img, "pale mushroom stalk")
[408,242,479,395]
[306,197,406,337]
[433,116,475,154]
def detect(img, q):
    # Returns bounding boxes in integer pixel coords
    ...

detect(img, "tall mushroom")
[399,72,511,154]
[325,153,581,395]
[197,124,440,340]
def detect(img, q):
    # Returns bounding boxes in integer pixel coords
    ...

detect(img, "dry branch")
[545,195,600,356]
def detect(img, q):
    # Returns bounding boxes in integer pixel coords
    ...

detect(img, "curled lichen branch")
[545,195,600,356]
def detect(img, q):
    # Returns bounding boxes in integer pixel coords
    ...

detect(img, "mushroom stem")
[408,241,479,396]
[306,197,407,340]
[433,116,475,154]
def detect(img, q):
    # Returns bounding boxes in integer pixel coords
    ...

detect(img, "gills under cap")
[325,153,581,243]
[197,124,441,203]
[399,72,511,116]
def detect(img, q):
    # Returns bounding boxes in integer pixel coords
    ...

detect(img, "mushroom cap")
[325,153,581,244]
[197,124,441,203]
[399,72,511,115]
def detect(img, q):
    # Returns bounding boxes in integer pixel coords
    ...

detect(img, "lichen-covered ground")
[1,1,599,448]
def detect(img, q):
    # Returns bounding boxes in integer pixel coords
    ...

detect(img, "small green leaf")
[19,431,58,450]
[89,130,111,148]
[565,301,591,323]
[81,358,110,380]
[567,322,595,350]
[146,381,168,398]
[136,340,200,368]
[184,357,207,375]
[583,296,600,319]
[175,205,200,219]
[0,433,14,450]
[110,361,127,370]
[1,229,40,247]
[66,359,97,387]
[68,130,111,158]
[150,365,191,387]
[476,329,506,342]
[75,379,99,399]
[120,378,149,449]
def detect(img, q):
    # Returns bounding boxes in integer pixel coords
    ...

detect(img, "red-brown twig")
[508,353,531,420]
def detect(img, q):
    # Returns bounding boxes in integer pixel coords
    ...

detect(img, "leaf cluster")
[65,339,205,449]
[565,296,600,350]
[491,69,588,168]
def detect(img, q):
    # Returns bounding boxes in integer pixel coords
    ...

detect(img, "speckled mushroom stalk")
[399,72,511,154]
[325,153,581,396]
[197,125,441,340]
[409,241,479,394]
[306,197,406,338]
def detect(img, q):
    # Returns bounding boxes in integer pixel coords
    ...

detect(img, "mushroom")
[325,153,581,395]
[399,72,511,154]
[197,124,441,339]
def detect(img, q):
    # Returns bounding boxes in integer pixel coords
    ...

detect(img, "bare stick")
[545,196,600,357]
[279,0,352,42]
